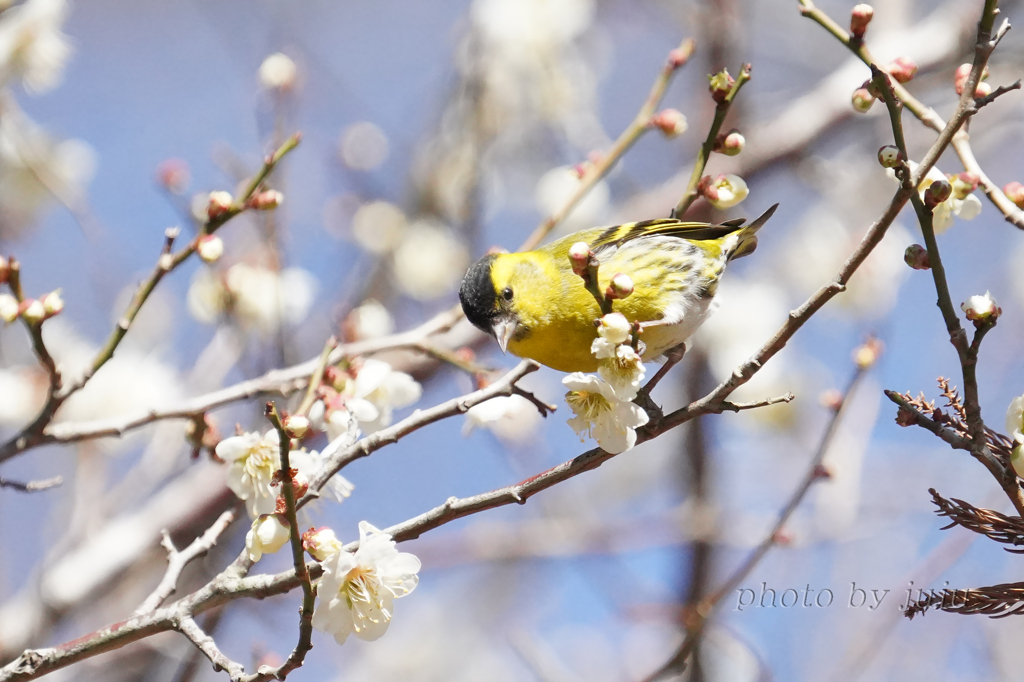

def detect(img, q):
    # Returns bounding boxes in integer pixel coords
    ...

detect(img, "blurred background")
[1,0,1024,680]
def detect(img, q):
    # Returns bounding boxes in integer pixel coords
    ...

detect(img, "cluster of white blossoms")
[564,311,649,455]
[187,263,317,336]
[309,358,423,436]
[887,162,982,233]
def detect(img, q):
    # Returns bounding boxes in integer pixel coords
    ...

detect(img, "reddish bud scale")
[904,244,931,270]
[668,47,691,69]
[887,56,918,84]
[895,406,916,427]
[708,69,735,103]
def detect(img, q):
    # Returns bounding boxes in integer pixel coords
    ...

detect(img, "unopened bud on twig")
[895,406,916,427]
[961,291,1000,323]
[923,178,952,207]
[285,414,310,438]
[714,130,745,156]
[850,4,874,39]
[708,69,735,103]
[0,293,18,323]
[569,242,592,276]
[886,56,918,84]
[877,145,902,168]
[954,63,989,95]
[703,174,749,209]
[853,337,883,369]
[206,191,233,220]
[196,234,224,263]
[1003,181,1024,209]
[904,244,930,270]
[302,526,343,561]
[851,87,875,113]
[42,290,63,317]
[974,82,993,99]
[248,189,283,210]
[668,46,692,69]
[651,109,688,138]
[20,299,44,324]
[259,53,298,92]
[605,273,634,300]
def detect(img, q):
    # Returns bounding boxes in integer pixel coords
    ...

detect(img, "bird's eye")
[502,287,514,301]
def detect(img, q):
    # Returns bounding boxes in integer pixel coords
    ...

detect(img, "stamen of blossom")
[312,521,421,644]
[563,373,648,454]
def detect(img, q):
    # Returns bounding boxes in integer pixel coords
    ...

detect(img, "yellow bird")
[459,205,777,373]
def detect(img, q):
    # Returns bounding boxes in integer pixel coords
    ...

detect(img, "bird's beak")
[492,317,517,354]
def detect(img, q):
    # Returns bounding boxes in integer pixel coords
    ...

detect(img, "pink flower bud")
[715,130,745,156]
[668,46,692,69]
[703,174,749,209]
[568,241,592,276]
[851,87,875,113]
[651,109,688,138]
[248,189,283,210]
[206,191,234,220]
[887,56,918,84]
[949,172,980,200]
[850,4,874,38]
[1003,181,1024,209]
[42,290,63,317]
[156,158,190,195]
[196,234,224,263]
[605,273,634,300]
[708,69,735,103]
[961,291,1000,322]
[954,64,989,95]
[904,244,930,270]
[877,145,902,168]
[924,178,952,207]
[974,81,992,99]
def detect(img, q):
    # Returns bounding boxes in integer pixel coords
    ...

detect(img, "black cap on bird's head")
[459,253,520,353]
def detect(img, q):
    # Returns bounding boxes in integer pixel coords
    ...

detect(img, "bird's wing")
[588,217,746,255]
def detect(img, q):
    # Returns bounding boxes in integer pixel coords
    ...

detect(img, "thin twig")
[639,358,870,681]
[518,37,695,252]
[295,336,337,417]
[673,63,752,217]
[0,475,62,493]
[134,510,238,616]
[175,617,245,681]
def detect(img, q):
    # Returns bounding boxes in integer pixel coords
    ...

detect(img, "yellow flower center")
[566,390,611,420]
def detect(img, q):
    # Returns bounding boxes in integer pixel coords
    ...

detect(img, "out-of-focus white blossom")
[41,288,62,316]
[472,0,593,48]
[392,221,469,300]
[563,373,648,454]
[187,263,316,334]
[246,513,291,562]
[0,367,44,424]
[258,52,297,91]
[536,165,609,233]
[312,521,421,644]
[351,201,407,254]
[340,121,389,171]
[215,429,281,518]
[462,394,542,443]
[1005,394,1024,444]
[345,299,395,340]
[0,0,72,93]
[196,235,224,263]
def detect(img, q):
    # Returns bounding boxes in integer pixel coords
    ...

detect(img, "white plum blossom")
[346,299,395,340]
[215,429,281,517]
[595,344,646,401]
[705,174,748,210]
[0,0,72,93]
[342,359,422,433]
[1006,395,1024,444]
[888,162,982,232]
[246,514,291,562]
[186,264,317,334]
[0,293,18,322]
[312,521,421,644]
[961,291,1000,321]
[392,221,469,300]
[563,373,648,454]
[462,394,542,443]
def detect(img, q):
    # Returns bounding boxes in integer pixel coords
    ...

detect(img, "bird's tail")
[725,203,779,261]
